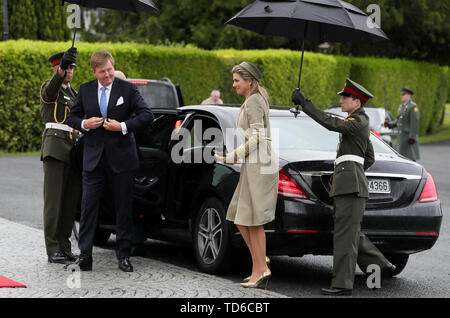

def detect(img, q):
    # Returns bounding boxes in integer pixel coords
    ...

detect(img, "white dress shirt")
[81,81,128,134]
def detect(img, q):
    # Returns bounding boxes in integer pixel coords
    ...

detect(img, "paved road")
[0,141,449,297]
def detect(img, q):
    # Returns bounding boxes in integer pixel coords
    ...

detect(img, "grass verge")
[420,104,450,144]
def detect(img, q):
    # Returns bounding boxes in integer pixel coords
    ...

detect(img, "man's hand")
[84,117,104,130]
[103,118,122,131]
[292,88,310,107]
[408,138,416,145]
[384,120,390,128]
[60,47,77,71]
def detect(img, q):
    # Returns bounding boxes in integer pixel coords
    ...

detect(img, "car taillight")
[174,120,182,130]
[278,168,310,200]
[418,173,438,203]
[371,129,381,137]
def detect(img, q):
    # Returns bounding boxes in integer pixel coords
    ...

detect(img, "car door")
[165,113,224,222]
[134,109,182,220]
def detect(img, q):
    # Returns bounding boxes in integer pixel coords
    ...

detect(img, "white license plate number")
[368,179,391,194]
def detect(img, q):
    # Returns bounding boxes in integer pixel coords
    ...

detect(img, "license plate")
[368,179,391,194]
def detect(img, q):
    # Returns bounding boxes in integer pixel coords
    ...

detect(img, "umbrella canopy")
[63,0,158,12]
[226,0,388,43]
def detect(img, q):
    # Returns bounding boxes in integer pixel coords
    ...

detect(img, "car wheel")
[72,221,111,246]
[385,254,409,276]
[193,197,232,274]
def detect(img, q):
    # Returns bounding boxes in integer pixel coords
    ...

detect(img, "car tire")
[72,221,111,247]
[385,254,409,276]
[193,197,232,274]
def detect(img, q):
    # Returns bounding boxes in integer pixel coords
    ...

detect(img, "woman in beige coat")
[214,62,278,289]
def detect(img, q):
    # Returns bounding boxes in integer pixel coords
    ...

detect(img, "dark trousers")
[78,152,134,260]
[331,194,389,289]
[43,157,81,255]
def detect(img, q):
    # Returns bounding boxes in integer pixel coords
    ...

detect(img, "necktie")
[100,86,108,118]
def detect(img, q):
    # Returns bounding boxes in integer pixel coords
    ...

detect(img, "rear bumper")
[232,197,443,256]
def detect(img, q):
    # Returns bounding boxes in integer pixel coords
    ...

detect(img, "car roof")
[179,104,309,118]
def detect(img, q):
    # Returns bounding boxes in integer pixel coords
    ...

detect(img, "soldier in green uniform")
[40,48,82,264]
[292,79,396,296]
[384,87,420,161]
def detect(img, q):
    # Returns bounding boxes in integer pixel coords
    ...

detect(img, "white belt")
[45,123,73,133]
[334,155,364,166]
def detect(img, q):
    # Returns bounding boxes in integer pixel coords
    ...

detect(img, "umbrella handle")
[71,29,77,48]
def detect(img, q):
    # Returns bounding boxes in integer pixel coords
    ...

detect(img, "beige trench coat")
[226,93,279,226]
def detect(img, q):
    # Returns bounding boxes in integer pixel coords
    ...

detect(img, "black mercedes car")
[74,104,442,276]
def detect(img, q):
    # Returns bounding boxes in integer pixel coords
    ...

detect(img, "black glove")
[408,138,416,145]
[384,120,390,128]
[292,88,310,107]
[60,47,77,71]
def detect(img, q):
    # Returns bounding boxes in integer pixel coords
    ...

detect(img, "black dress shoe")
[321,287,353,296]
[74,256,92,271]
[48,252,69,264]
[381,262,397,277]
[118,258,133,272]
[63,251,78,262]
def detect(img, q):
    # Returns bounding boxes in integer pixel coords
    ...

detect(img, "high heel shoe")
[239,270,271,289]
[243,257,270,282]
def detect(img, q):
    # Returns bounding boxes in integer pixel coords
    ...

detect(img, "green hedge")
[0,40,448,152]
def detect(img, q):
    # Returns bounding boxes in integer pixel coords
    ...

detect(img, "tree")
[81,0,449,64]
[5,0,69,41]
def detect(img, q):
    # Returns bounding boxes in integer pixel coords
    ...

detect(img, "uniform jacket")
[40,71,81,164]
[388,99,420,161]
[302,102,374,198]
[66,78,154,173]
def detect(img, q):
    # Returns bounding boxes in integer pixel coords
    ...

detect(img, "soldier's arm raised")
[302,100,365,135]
[40,68,66,104]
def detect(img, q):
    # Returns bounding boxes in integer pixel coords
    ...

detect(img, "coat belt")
[334,154,364,166]
[45,122,73,133]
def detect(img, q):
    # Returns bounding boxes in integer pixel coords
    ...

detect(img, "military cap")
[48,52,76,67]
[239,61,263,82]
[401,87,414,95]
[337,78,374,102]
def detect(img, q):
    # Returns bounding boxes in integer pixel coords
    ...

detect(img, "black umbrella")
[62,0,159,46]
[226,0,389,90]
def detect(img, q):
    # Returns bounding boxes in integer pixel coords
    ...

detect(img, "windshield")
[270,117,396,154]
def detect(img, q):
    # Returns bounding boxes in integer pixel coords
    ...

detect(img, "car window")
[135,113,179,150]
[185,115,223,149]
[131,80,179,109]
[270,117,396,154]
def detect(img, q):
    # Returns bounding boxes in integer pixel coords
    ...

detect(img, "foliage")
[2,0,70,41]
[79,0,450,65]
[0,40,447,152]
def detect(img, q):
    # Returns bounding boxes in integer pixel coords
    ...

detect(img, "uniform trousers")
[43,157,81,255]
[331,194,389,289]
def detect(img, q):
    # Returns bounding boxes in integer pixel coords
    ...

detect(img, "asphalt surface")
[0,140,449,298]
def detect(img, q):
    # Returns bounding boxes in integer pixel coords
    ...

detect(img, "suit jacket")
[66,78,154,173]
[302,102,374,198]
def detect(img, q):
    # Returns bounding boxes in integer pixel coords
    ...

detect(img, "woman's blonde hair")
[232,63,269,107]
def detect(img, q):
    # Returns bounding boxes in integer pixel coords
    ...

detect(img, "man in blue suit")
[67,49,154,272]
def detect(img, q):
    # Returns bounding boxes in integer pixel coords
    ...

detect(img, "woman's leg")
[247,225,270,282]
[237,224,254,262]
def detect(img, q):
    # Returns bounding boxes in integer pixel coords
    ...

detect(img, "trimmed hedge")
[0,40,448,152]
